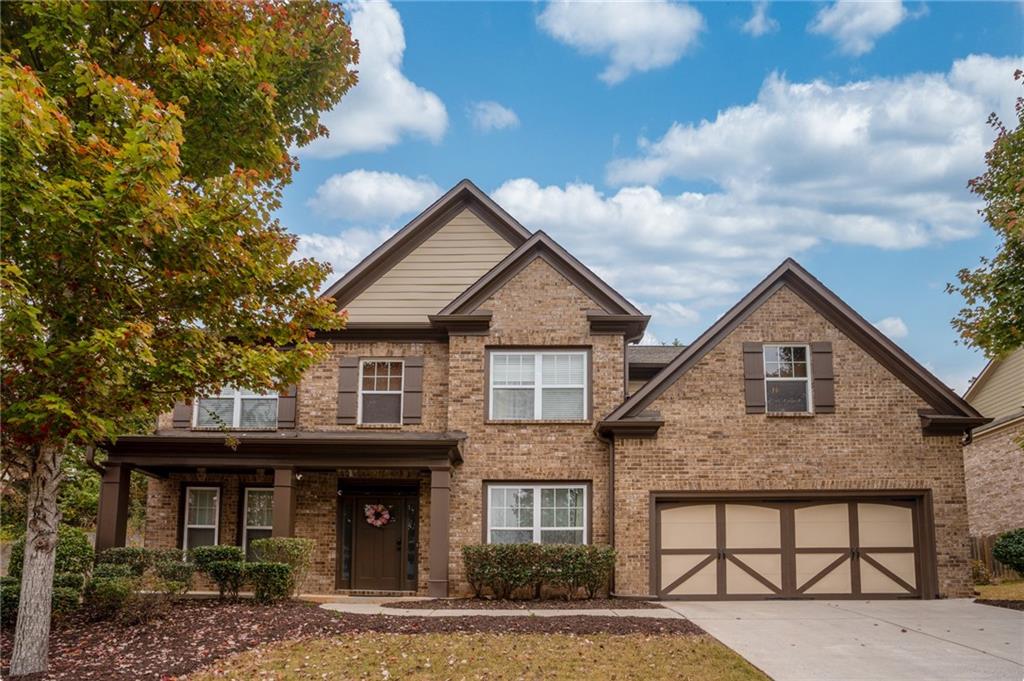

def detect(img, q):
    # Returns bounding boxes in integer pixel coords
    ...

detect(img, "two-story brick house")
[96,180,988,600]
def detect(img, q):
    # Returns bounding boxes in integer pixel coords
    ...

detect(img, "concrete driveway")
[663,600,1023,681]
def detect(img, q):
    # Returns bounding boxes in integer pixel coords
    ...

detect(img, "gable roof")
[437,231,644,318]
[602,258,984,426]
[322,179,532,308]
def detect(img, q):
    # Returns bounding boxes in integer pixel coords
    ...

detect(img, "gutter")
[84,445,105,475]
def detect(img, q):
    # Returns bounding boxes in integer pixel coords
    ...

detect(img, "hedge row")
[462,544,615,600]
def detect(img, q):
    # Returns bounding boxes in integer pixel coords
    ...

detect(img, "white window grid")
[489,351,587,420]
[193,387,278,429]
[486,484,588,544]
[762,343,813,413]
[243,487,274,550]
[184,486,220,551]
[357,359,404,424]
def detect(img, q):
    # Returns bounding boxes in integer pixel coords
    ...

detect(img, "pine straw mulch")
[0,599,702,680]
[974,599,1024,612]
[383,597,664,610]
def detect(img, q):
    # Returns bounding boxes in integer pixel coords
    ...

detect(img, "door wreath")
[364,503,392,527]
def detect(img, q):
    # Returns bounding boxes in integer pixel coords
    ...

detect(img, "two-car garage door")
[655,496,929,600]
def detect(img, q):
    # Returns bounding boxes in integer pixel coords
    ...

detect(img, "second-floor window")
[489,351,587,420]
[763,344,811,413]
[359,360,404,424]
[195,388,278,429]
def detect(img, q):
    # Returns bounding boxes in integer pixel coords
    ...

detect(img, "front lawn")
[193,632,768,680]
[975,579,1024,601]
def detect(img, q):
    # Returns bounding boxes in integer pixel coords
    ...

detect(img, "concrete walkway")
[663,599,1024,681]
[319,596,682,619]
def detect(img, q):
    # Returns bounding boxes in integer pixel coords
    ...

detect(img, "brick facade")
[963,419,1024,538]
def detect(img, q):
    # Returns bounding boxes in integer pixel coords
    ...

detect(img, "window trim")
[182,485,220,551]
[483,482,589,545]
[193,388,279,430]
[357,358,405,425]
[242,487,274,555]
[487,349,590,421]
[763,343,813,414]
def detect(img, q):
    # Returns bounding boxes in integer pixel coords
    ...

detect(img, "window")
[195,388,277,429]
[489,351,587,420]
[242,488,273,560]
[764,345,811,413]
[359,360,403,424]
[183,486,219,550]
[486,484,587,544]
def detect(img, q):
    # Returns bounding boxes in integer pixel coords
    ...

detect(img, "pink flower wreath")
[364,503,392,527]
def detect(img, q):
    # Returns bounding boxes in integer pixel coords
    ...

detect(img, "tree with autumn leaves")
[0,2,357,675]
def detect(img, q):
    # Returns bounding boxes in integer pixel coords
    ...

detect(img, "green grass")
[192,633,768,680]
[976,579,1024,601]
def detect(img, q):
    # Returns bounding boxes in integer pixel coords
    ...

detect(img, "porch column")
[272,468,297,537]
[428,467,451,597]
[95,463,132,552]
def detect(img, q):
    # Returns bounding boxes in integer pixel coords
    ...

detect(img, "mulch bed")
[974,599,1024,612]
[0,599,701,680]
[383,597,664,610]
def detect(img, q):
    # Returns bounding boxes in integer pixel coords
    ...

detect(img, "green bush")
[8,525,93,578]
[150,547,185,564]
[971,559,992,586]
[154,559,195,594]
[191,545,244,573]
[461,544,616,600]
[83,576,136,620]
[250,537,314,595]
[993,528,1024,575]
[91,563,136,580]
[1,584,19,626]
[95,546,152,576]
[207,560,245,599]
[54,572,86,592]
[245,562,292,604]
[51,586,81,618]
[0,576,18,588]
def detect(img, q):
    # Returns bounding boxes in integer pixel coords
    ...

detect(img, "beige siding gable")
[967,348,1024,419]
[345,209,515,323]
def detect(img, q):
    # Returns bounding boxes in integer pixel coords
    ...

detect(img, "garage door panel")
[796,553,852,594]
[860,552,917,594]
[858,503,914,548]
[727,554,782,594]
[660,504,716,549]
[794,503,850,548]
[662,554,717,595]
[725,504,781,549]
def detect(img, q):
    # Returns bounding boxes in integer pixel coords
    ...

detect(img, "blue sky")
[280,1,1023,393]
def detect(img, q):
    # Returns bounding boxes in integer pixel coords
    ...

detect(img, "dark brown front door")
[352,496,405,591]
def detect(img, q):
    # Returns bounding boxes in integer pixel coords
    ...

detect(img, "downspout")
[595,428,616,595]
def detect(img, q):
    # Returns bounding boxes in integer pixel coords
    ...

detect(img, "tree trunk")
[9,443,64,677]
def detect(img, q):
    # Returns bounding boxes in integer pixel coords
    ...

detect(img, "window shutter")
[337,358,359,425]
[811,341,835,413]
[742,342,765,414]
[277,385,298,429]
[172,401,193,429]
[403,356,424,425]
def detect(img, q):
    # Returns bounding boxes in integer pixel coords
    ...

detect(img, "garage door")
[656,498,924,600]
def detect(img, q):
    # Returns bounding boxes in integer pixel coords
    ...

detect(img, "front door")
[352,495,405,591]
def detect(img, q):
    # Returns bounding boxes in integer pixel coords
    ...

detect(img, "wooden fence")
[970,534,1020,581]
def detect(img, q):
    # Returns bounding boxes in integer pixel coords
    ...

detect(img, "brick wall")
[612,285,972,598]
[963,419,1024,537]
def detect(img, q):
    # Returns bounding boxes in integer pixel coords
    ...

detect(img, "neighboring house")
[962,347,1024,540]
[95,180,988,600]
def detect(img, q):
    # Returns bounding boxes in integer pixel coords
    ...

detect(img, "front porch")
[97,430,464,597]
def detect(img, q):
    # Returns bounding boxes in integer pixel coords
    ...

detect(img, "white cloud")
[298,1,447,158]
[607,55,1021,251]
[294,227,394,286]
[742,1,779,37]
[874,316,909,339]
[307,170,440,222]
[537,0,705,84]
[468,101,521,132]
[808,0,915,56]
[643,301,700,325]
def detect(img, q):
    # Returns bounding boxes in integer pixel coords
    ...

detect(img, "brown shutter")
[172,400,193,429]
[337,357,360,424]
[811,341,835,414]
[277,384,298,429]
[742,342,766,414]
[403,356,424,425]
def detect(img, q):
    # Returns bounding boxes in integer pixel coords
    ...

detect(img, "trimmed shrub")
[993,528,1024,575]
[54,572,86,592]
[95,546,152,576]
[91,563,136,580]
[51,586,81,618]
[246,562,292,604]
[9,525,93,578]
[461,543,616,600]
[191,545,244,573]
[1,584,19,626]
[207,560,245,599]
[154,559,195,595]
[83,576,135,620]
[150,547,185,564]
[250,537,314,595]
[117,591,171,625]
[0,576,18,588]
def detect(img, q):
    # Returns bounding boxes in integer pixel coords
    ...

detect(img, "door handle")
[395,539,402,552]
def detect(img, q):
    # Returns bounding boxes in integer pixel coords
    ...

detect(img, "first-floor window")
[184,486,219,550]
[487,484,587,544]
[195,388,278,429]
[243,488,273,560]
